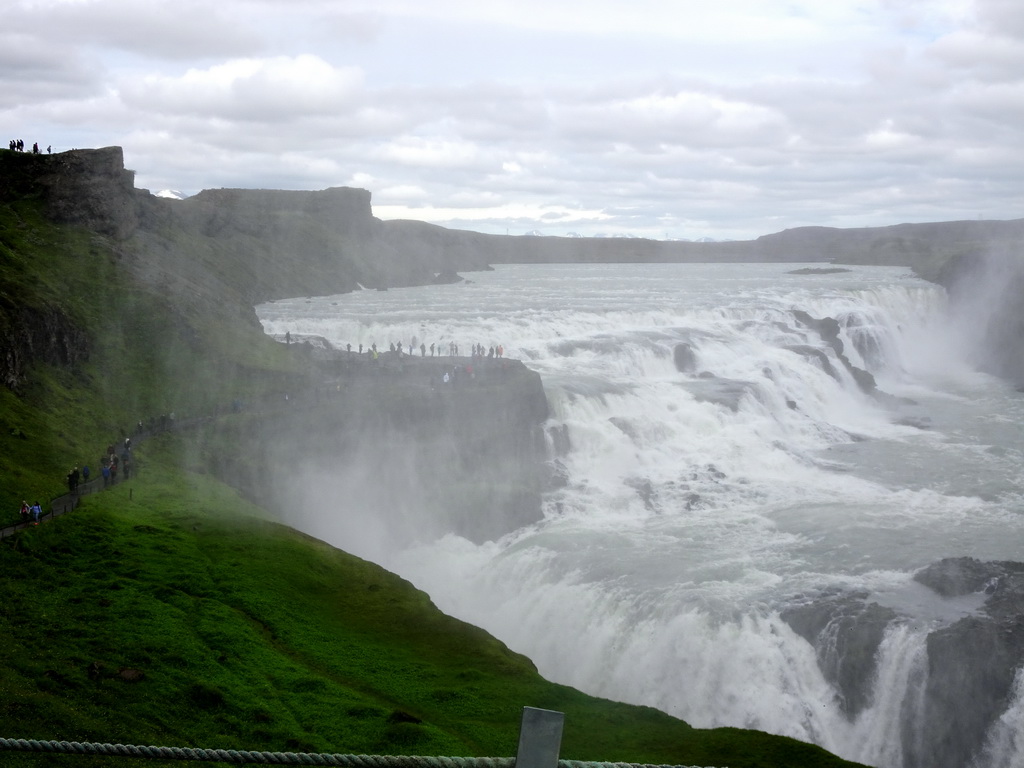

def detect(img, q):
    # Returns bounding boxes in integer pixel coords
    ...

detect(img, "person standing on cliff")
[420,343,426,357]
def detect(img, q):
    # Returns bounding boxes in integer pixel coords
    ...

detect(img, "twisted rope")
[0,740,705,768]
[0,741,507,766]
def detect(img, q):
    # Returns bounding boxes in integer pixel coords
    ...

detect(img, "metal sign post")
[516,707,565,768]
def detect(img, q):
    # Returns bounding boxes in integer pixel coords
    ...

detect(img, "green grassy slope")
[0,445,862,767]
[0,189,306,519]
[0,155,866,767]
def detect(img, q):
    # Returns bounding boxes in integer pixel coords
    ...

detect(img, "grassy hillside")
[0,153,865,767]
[0,442,862,767]
[0,186,305,519]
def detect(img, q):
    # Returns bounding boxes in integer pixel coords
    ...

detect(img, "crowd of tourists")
[13,435,136,529]
[11,336,512,531]
[62,436,134,497]
[284,330,508,362]
[7,139,51,154]
[370,340,505,358]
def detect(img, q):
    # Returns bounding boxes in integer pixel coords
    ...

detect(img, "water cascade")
[258,263,1024,768]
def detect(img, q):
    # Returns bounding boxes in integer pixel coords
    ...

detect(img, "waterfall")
[259,262,1024,768]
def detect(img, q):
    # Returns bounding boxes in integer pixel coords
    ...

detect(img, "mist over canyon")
[4,146,1024,768]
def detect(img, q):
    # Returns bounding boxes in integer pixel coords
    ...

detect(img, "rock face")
[907,558,1024,768]
[0,146,138,239]
[208,356,551,544]
[1,146,553,542]
[781,593,898,717]
[0,301,89,392]
[673,343,698,373]
[782,558,1024,768]
[790,309,877,392]
[935,251,1024,388]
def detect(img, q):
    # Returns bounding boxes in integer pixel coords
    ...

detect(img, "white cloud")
[120,55,364,121]
[376,136,486,169]
[4,0,1023,239]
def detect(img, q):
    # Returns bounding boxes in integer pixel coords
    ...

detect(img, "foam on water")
[257,262,1024,768]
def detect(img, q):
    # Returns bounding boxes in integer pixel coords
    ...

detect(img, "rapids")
[257,262,1024,768]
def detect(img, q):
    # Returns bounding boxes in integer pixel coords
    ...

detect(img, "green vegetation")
[0,177,305,520]
[0,150,866,767]
[0,446,860,767]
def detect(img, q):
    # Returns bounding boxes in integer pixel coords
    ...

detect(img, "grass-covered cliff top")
[0,148,867,767]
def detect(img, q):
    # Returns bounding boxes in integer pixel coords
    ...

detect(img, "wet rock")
[625,477,658,512]
[433,269,464,284]
[781,592,898,717]
[791,309,876,393]
[913,557,997,597]
[785,344,840,380]
[681,376,755,411]
[548,423,571,456]
[0,303,89,392]
[906,558,1024,768]
[673,343,698,373]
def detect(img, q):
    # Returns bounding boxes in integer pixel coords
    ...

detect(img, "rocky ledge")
[783,557,1024,768]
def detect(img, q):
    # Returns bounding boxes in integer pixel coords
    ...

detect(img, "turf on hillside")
[0,444,865,768]
[0,190,305,523]
[1,151,865,768]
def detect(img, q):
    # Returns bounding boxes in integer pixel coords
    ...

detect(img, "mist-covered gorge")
[259,263,1024,768]
[6,147,1024,768]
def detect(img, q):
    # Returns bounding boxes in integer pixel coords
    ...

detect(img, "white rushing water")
[258,263,1024,768]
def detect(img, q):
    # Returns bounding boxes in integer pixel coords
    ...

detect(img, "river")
[257,262,1024,768]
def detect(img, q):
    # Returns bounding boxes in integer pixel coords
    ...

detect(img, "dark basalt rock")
[673,342,698,372]
[781,592,898,717]
[913,556,1002,597]
[937,251,1024,388]
[210,357,552,546]
[0,302,89,391]
[791,309,877,393]
[433,269,464,284]
[787,559,1024,768]
[904,558,1024,768]
[785,344,840,380]
[548,423,571,457]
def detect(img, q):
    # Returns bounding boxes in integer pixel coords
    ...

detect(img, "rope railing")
[0,740,704,768]
[0,740,511,766]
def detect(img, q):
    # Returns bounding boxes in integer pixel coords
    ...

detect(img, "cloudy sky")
[3,0,1022,240]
